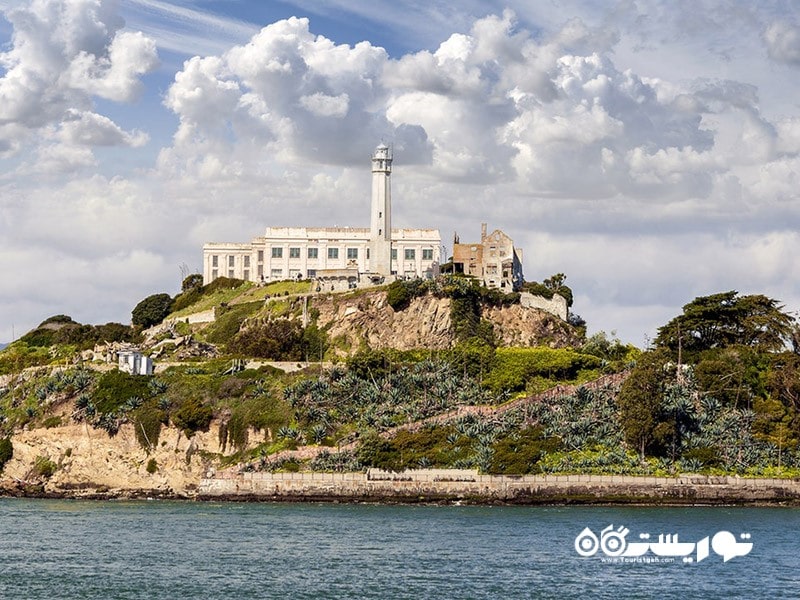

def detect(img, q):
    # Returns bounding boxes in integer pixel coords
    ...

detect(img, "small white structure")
[118,350,153,376]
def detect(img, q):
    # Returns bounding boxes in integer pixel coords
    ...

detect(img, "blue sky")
[1,0,800,346]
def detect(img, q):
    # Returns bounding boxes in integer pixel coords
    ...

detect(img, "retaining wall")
[198,469,800,504]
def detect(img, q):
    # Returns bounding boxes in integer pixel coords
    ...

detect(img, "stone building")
[451,224,524,291]
[203,145,441,289]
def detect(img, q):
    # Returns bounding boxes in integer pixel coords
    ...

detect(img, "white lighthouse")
[369,143,393,276]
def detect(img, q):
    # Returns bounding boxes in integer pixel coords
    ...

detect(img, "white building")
[118,350,153,376]
[203,145,441,289]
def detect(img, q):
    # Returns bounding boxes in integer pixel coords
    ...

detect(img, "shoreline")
[3,470,799,506]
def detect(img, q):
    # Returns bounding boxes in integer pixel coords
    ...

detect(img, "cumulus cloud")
[0,0,158,155]
[3,3,800,347]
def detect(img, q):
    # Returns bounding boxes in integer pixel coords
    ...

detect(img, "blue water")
[0,499,798,599]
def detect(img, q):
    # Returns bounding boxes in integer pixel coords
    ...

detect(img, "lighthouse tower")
[369,143,392,276]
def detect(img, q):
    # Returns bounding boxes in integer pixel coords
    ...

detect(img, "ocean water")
[0,499,798,599]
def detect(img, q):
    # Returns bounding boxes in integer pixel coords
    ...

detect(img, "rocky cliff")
[312,290,580,353]
[0,422,230,498]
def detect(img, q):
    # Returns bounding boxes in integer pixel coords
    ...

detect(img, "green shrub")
[0,438,12,472]
[386,280,412,311]
[32,455,57,479]
[483,347,602,393]
[228,320,305,360]
[92,370,152,414]
[146,458,158,474]
[172,397,213,437]
[488,427,563,474]
[132,400,168,450]
[132,293,174,328]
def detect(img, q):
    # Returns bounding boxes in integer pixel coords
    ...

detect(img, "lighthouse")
[369,143,392,276]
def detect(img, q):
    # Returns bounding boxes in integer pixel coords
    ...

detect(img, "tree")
[181,273,204,292]
[655,291,795,354]
[131,293,174,328]
[616,349,672,458]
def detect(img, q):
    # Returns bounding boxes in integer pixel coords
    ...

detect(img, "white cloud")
[764,21,800,65]
[0,0,157,158]
[3,2,800,348]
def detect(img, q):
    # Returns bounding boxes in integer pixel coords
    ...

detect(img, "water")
[0,499,798,599]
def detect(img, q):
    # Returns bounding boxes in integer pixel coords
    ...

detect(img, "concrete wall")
[198,469,800,504]
[520,292,568,321]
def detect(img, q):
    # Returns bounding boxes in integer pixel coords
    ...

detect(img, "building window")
[404,249,415,260]
[308,247,318,259]
[228,255,235,267]
[211,269,218,280]
[228,269,234,278]
[243,269,250,280]
[257,250,264,262]
[211,255,218,268]
[347,248,358,259]
[422,249,433,261]
[257,265,263,278]
[308,269,317,278]
[244,256,250,268]
[391,249,397,260]
[289,269,301,279]
[271,247,283,258]
[289,247,301,258]
[271,268,283,278]
[367,249,370,259]
[328,247,339,259]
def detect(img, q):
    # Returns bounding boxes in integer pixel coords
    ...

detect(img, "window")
[307,269,316,278]
[211,269,218,280]
[228,269,234,278]
[347,248,358,259]
[289,247,301,258]
[244,256,250,268]
[404,249,415,260]
[271,247,283,258]
[257,265,263,278]
[243,269,250,280]
[366,249,370,259]
[308,247,318,259]
[289,269,301,279]
[271,268,283,278]
[422,249,433,261]
[328,247,339,259]
[228,255,235,267]
[391,249,397,260]
[211,255,218,267]
[257,250,264,262]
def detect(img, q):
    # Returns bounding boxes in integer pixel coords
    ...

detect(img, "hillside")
[1,281,799,499]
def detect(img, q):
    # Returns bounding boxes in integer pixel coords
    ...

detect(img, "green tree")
[131,293,174,328]
[616,349,672,458]
[181,273,204,292]
[655,291,795,354]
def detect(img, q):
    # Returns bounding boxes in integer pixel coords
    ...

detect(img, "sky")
[2,0,800,347]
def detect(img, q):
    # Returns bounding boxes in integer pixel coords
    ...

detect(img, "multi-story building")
[451,224,524,291]
[203,145,442,288]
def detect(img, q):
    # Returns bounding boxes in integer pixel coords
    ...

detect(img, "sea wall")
[198,469,800,505]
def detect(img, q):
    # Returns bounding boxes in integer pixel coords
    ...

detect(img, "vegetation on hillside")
[2,282,799,480]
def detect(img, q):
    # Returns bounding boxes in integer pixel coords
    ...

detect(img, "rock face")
[1,422,229,497]
[312,290,581,354]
